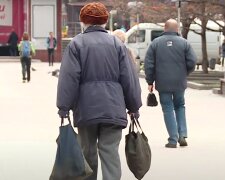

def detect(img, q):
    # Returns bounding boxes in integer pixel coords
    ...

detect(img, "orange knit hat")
[80,2,109,25]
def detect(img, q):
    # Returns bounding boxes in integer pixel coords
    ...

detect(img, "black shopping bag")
[125,115,151,180]
[147,92,158,107]
[49,117,93,180]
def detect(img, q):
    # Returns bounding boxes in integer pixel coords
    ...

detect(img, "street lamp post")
[177,0,181,34]
[172,0,182,34]
[127,1,143,29]
[127,1,143,59]
[109,10,117,32]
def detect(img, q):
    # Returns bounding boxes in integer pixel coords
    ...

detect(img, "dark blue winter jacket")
[57,26,142,128]
[144,32,196,92]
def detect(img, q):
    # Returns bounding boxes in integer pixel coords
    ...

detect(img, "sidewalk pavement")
[0,62,225,180]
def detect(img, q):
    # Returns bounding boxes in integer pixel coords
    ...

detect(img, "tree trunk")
[201,25,208,74]
[181,17,195,39]
[200,3,208,74]
[181,20,190,39]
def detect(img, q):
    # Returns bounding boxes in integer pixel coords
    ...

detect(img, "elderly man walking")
[57,2,142,180]
[144,19,196,148]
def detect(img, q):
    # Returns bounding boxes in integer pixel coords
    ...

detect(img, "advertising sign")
[0,0,12,26]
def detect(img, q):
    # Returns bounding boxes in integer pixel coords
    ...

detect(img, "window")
[128,31,137,43]
[151,30,163,41]
[128,30,146,43]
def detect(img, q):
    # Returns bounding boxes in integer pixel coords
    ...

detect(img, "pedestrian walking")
[18,32,35,83]
[221,39,225,67]
[112,29,137,68]
[57,2,142,180]
[47,32,57,66]
[7,28,18,56]
[144,19,196,148]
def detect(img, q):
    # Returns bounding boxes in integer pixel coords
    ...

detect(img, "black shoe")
[165,143,177,148]
[178,137,188,146]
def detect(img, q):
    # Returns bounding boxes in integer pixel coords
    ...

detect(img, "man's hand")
[148,85,153,92]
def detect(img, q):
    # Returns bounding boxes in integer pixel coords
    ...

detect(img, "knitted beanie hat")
[80,2,109,25]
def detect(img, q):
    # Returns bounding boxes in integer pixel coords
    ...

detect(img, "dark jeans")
[21,57,31,81]
[48,48,55,66]
[9,46,18,56]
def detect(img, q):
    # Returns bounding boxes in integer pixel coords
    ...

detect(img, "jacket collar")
[161,31,180,36]
[83,25,108,34]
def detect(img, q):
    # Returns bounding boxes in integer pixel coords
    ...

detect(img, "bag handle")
[129,116,136,133]
[129,114,145,135]
[61,116,71,126]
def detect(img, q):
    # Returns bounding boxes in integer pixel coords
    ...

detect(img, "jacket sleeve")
[185,42,197,75]
[30,42,36,56]
[222,43,225,51]
[7,35,11,44]
[54,38,57,48]
[18,41,22,51]
[144,43,156,85]
[46,38,49,49]
[57,43,81,117]
[119,45,142,113]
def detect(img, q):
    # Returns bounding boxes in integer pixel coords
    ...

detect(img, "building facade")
[0,0,62,61]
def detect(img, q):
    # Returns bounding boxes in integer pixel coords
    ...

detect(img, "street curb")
[187,81,218,90]
[0,58,42,63]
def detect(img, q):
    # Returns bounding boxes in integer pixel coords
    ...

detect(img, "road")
[0,62,225,180]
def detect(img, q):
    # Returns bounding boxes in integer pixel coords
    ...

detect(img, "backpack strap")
[20,41,24,57]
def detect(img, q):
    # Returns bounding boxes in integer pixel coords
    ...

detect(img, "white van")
[125,22,222,67]
[125,23,164,63]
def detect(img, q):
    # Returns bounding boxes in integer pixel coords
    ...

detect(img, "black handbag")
[147,92,158,107]
[125,115,151,180]
[49,117,93,180]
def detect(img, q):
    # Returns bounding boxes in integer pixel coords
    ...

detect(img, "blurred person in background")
[112,29,139,71]
[47,32,57,66]
[8,28,18,56]
[221,39,225,67]
[18,32,35,83]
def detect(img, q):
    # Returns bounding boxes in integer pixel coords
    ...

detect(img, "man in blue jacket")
[57,2,142,179]
[145,19,196,148]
